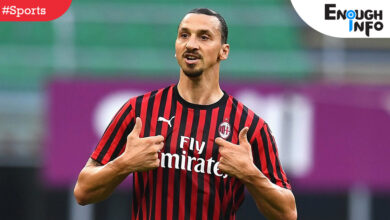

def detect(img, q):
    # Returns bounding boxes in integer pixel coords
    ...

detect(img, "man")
[74,8,297,220]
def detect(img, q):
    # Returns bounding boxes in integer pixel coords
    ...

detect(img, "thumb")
[239,127,249,144]
[130,117,142,137]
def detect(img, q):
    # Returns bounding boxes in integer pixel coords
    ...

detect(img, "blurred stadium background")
[1,0,390,219]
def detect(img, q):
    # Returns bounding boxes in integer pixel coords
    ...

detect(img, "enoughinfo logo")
[325,4,384,37]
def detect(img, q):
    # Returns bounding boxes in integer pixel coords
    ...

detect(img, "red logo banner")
[0,0,71,21]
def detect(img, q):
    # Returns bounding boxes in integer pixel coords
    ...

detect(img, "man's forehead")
[178,13,221,33]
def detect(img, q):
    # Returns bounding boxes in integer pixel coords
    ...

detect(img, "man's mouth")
[183,53,201,65]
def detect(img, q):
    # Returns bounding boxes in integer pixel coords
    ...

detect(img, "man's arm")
[215,127,297,220]
[74,117,164,205]
[239,162,297,220]
[74,157,130,205]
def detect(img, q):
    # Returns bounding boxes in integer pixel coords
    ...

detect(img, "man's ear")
[219,44,230,61]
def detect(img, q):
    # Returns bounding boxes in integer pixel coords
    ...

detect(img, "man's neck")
[177,69,224,105]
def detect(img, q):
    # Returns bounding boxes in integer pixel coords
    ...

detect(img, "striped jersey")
[91,84,291,220]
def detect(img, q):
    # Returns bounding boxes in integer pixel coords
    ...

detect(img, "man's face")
[175,13,228,77]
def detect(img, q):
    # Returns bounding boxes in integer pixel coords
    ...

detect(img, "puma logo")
[158,116,175,128]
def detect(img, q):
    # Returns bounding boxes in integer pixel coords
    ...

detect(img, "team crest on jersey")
[218,121,231,139]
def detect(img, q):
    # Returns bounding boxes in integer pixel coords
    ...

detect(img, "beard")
[183,68,203,78]
[179,50,204,78]
[180,60,204,78]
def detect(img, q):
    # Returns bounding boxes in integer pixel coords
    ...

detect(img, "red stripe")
[155,86,173,220]
[101,100,135,164]
[263,123,282,187]
[94,100,129,153]
[117,98,137,157]
[223,101,244,212]
[166,102,183,220]
[232,183,244,212]
[232,172,245,212]
[150,89,163,137]
[128,98,138,220]
[147,171,154,220]
[213,96,233,219]
[132,173,140,220]
[245,118,265,205]
[236,190,245,209]
[148,89,163,220]
[231,108,255,204]
[267,126,291,189]
[256,134,270,180]
[137,93,152,219]
[179,108,194,220]
[141,172,148,219]
[250,119,262,143]
[244,109,255,128]
[231,102,243,144]
[139,92,151,138]
[92,100,133,162]
[190,109,206,220]
[280,167,291,189]
[264,123,289,189]
[202,107,219,219]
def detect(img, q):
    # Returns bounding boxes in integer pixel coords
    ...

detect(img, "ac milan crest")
[218,122,231,139]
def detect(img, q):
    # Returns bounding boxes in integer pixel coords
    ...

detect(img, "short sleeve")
[91,99,136,165]
[250,122,291,189]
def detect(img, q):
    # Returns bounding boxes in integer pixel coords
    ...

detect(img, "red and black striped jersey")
[91,84,291,220]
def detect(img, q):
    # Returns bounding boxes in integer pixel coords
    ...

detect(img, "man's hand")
[215,127,258,180]
[216,127,297,220]
[115,117,164,174]
[74,117,164,205]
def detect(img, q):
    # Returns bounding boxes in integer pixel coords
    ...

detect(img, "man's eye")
[181,33,189,38]
[201,35,209,40]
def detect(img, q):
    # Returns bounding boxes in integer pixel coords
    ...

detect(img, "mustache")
[183,51,202,59]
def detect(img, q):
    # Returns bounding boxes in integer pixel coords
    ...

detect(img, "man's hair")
[187,8,228,44]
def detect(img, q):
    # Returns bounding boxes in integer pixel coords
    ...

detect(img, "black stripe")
[251,136,263,173]
[260,126,277,184]
[133,94,146,219]
[138,172,145,220]
[143,90,158,137]
[247,115,259,144]
[156,87,170,135]
[151,87,169,220]
[230,180,241,211]
[195,109,213,220]
[132,173,139,219]
[218,98,237,220]
[265,124,288,188]
[97,104,133,162]
[184,109,200,220]
[226,98,238,143]
[143,90,158,218]
[235,185,245,210]
[226,183,244,218]
[226,105,249,215]
[135,95,143,117]
[172,106,188,220]
[238,105,248,133]
[109,117,135,161]
[98,101,128,142]
[160,94,177,220]
[207,104,225,220]
[224,101,245,205]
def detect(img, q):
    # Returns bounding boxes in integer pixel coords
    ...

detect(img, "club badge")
[218,121,231,139]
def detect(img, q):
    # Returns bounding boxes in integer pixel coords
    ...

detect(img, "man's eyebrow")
[178,27,213,35]
[178,27,189,32]
[198,29,213,35]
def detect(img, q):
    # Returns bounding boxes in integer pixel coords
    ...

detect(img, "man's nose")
[185,36,199,50]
